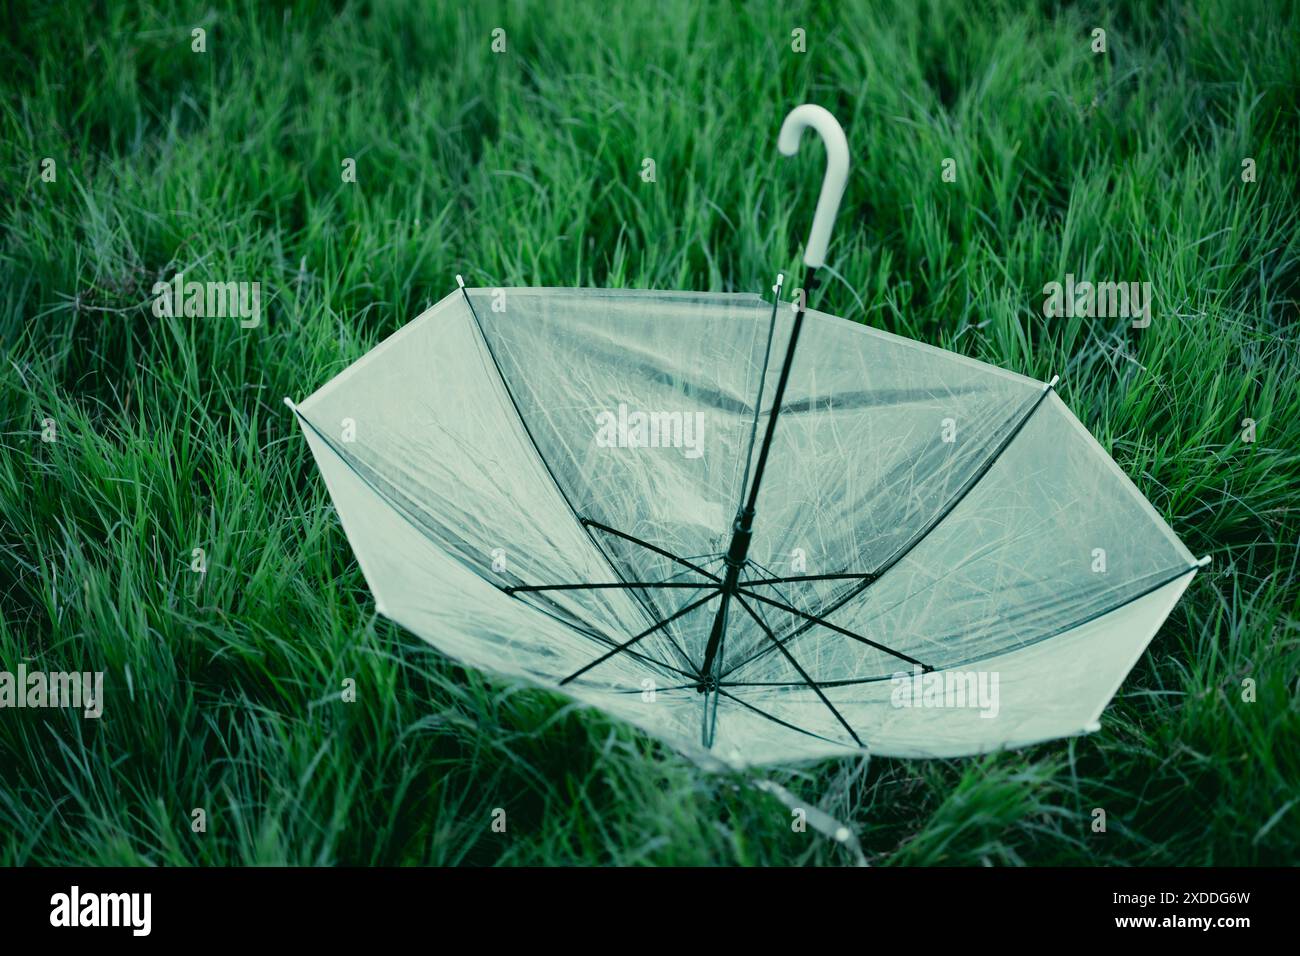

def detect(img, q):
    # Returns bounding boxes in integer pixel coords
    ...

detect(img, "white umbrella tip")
[1047,374,1060,389]
[455,274,465,288]
[282,397,298,411]
[1083,720,1102,734]
[1196,554,1213,567]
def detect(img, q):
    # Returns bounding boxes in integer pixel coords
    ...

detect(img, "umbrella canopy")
[287,106,1201,767]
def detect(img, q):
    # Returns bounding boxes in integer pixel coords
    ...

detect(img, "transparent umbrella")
[287,105,1205,768]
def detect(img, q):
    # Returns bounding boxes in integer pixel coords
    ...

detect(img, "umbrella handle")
[778,104,849,269]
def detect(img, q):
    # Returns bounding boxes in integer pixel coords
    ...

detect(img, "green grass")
[1,0,1297,865]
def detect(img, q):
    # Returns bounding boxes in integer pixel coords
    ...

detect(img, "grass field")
[1,0,1297,866]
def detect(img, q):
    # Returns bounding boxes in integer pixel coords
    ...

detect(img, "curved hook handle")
[778,104,849,269]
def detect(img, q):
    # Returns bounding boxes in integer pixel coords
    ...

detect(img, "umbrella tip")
[282,396,297,411]
[1046,374,1060,390]
[455,274,465,288]
[1196,554,1212,567]
[1083,720,1101,733]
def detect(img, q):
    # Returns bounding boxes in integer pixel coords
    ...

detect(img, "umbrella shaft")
[742,269,816,517]
[697,504,757,682]
[699,268,817,686]
[699,559,740,683]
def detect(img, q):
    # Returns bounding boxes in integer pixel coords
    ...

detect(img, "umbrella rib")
[736,275,784,506]
[935,561,1202,672]
[675,551,727,565]
[533,606,702,681]
[720,575,873,679]
[501,594,698,681]
[526,591,698,678]
[715,688,850,748]
[740,572,877,586]
[736,588,930,670]
[734,594,863,746]
[612,681,701,694]
[289,406,685,670]
[581,518,723,582]
[506,581,719,594]
[861,379,1058,587]
[508,556,730,671]
[559,589,721,686]
[723,561,1203,687]
[722,676,894,688]
[775,386,988,414]
[720,379,1057,678]
[457,283,666,634]
[740,555,802,613]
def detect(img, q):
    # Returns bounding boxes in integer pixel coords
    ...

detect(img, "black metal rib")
[734,594,862,746]
[937,561,1201,672]
[559,589,720,686]
[715,688,849,748]
[582,518,722,582]
[457,285,665,634]
[742,555,805,622]
[506,581,718,595]
[736,276,783,505]
[720,570,872,679]
[738,588,930,669]
[513,592,699,681]
[288,405,693,674]
[506,547,725,674]
[722,562,1202,688]
[861,380,1058,585]
[611,681,701,694]
[721,379,1057,679]
[722,675,895,688]
[676,551,727,564]
[741,572,877,586]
